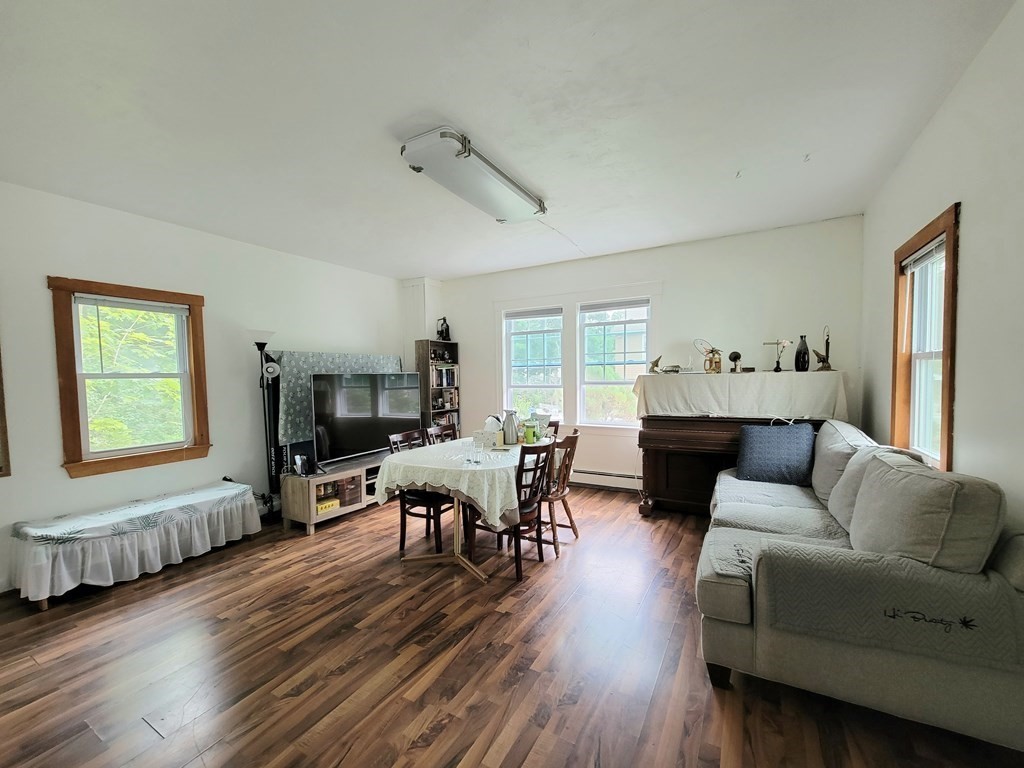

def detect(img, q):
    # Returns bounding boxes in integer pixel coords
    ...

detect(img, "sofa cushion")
[712,468,823,514]
[697,529,755,624]
[736,423,814,486]
[712,502,851,543]
[990,532,1024,592]
[849,453,1006,574]
[811,420,875,505]
[828,445,920,532]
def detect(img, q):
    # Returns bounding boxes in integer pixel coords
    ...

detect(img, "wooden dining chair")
[425,423,459,444]
[388,428,457,555]
[540,429,580,557]
[469,442,555,581]
[549,419,560,436]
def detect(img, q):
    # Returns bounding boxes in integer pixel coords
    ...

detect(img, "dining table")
[374,436,550,582]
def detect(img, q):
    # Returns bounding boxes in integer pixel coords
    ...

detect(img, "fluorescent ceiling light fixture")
[401,127,546,224]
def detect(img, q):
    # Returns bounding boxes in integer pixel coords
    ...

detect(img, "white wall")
[442,216,864,485]
[0,182,404,591]
[860,1,1024,516]
[400,277,444,369]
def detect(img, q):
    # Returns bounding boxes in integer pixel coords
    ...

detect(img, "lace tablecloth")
[374,438,535,530]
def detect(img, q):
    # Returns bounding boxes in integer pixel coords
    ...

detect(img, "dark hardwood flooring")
[0,488,1020,767]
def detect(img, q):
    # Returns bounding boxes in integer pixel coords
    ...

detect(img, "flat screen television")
[311,372,421,465]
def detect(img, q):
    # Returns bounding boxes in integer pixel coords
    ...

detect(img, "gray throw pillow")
[849,452,1006,574]
[736,423,814,487]
[810,420,875,505]
[828,445,919,532]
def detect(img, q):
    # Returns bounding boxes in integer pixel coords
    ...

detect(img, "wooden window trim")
[47,276,211,478]
[890,203,959,471]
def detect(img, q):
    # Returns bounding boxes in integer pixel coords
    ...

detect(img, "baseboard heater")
[570,469,640,489]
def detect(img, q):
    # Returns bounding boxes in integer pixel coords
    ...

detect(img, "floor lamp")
[251,331,279,512]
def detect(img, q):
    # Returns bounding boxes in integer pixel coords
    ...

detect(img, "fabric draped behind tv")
[272,351,402,445]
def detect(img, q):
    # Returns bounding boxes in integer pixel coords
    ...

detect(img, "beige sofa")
[695,419,1024,750]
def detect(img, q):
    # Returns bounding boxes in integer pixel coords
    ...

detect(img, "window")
[48,277,210,478]
[579,298,650,425]
[504,308,563,420]
[891,204,959,470]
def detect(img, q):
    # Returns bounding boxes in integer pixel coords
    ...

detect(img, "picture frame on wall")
[0,339,9,477]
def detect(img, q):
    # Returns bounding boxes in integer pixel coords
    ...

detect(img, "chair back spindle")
[516,443,555,515]
[426,423,459,444]
[547,430,579,499]
[388,428,428,453]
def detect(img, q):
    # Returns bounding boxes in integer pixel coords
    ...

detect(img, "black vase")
[794,335,810,372]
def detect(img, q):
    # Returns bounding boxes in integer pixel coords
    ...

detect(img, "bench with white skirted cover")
[9,480,260,608]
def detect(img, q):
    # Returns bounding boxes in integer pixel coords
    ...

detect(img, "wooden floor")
[1,488,1020,768]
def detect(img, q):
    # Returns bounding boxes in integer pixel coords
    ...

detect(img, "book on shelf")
[431,365,459,388]
[432,412,460,427]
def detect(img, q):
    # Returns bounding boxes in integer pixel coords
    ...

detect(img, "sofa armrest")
[752,541,1024,669]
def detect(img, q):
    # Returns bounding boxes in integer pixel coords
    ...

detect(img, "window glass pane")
[527,335,545,360]
[624,324,646,353]
[511,336,528,362]
[578,300,648,425]
[505,312,563,420]
[910,357,942,458]
[584,327,605,354]
[908,254,944,460]
[580,384,637,425]
[510,388,563,421]
[85,305,182,374]
[79,305,102,373]
[84,377,185,452]
[544,333,560,359]
[911,258,945,353]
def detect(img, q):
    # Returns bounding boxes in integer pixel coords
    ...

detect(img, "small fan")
[262,361,281,379]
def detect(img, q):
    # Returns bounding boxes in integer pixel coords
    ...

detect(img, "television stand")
[280,450,389,535]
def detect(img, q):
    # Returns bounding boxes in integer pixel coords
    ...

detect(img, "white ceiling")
[0,1,1013,280]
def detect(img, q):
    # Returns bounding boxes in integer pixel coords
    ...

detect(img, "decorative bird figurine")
[648,355,662,373]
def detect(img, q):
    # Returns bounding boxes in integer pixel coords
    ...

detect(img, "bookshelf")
[415,339,460,434]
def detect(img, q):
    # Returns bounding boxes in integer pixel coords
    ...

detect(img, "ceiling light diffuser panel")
[401,127,546,224]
